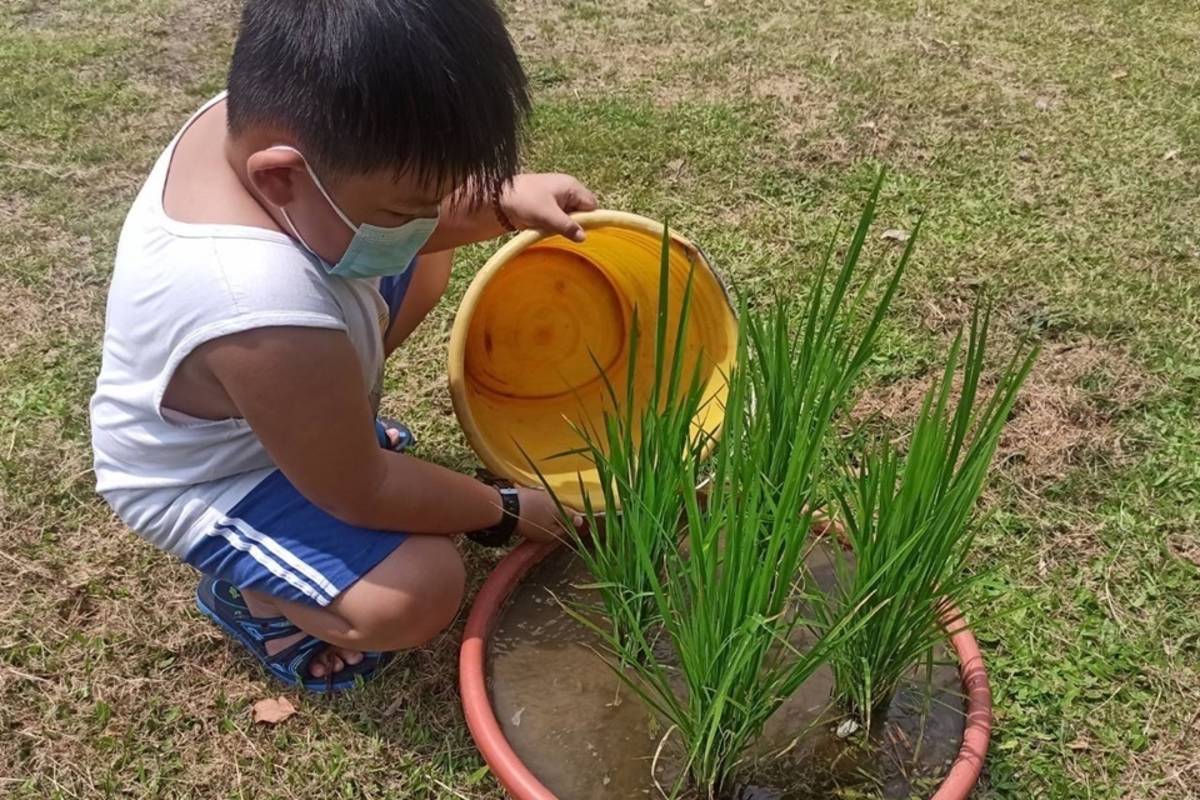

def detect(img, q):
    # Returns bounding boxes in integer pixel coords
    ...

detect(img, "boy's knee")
[337,536,465,651]
[397,537,465,647]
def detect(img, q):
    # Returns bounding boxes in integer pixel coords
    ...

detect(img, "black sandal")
[375,418,416,453]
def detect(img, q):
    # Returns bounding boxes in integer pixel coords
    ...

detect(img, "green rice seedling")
[542,226,714,649]
[535,175,915,797]
[812,304,1038,724]
[745,205,912,505]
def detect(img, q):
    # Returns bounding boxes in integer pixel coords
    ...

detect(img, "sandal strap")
[240,615,304,644]
[269,632,327,674]
[376,417,415,452]
[203,579,303,644]
[270,636,394,689]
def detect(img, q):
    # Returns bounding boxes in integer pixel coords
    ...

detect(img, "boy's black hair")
[227,0,530,201]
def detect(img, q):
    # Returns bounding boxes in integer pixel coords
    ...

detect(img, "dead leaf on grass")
[1111,67,1129,80]
[252,696,297,725]
[1162,149,1180,161]
[880,229,910,243]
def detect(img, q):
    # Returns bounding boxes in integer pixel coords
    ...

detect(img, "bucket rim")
[447,210,739,506]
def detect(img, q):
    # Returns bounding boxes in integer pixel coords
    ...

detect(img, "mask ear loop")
[277,206,324,262]
[268,145,358,232]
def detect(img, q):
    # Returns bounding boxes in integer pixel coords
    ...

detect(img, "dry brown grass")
[855,336,1152,488]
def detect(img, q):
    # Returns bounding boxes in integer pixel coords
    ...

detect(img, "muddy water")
[488,547,967,800]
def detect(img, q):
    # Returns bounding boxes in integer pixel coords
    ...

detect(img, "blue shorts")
[184,424,410,607]
[380,265,417,323]
[184,267,420,608]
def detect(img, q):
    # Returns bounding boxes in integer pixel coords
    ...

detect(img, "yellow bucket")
[448,210,738,511]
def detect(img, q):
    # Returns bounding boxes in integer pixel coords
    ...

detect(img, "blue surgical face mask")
[272,146,438,280]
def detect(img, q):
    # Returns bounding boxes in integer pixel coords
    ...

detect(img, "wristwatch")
[467,482,520,548]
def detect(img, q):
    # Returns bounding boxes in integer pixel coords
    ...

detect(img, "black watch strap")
[467,485,520,548]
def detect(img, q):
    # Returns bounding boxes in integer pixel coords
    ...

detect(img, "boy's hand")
[500,174,598,243]
[515,486,585,543]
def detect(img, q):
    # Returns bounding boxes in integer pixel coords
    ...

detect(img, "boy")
[90,0,592,691]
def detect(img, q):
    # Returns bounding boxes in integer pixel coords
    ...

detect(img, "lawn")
[1,0,1197,798]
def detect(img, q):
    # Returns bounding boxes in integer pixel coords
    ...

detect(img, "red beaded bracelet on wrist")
[492,188,516,233]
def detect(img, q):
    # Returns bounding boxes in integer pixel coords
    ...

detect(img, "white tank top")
[89,93,390,555]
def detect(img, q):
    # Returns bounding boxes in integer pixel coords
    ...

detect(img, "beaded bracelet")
[492,187,516,233]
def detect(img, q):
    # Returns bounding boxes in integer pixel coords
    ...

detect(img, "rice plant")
[536,175,915,797]
[543,225,714,649]
[745,193,913,515]
[812,304,1038,724]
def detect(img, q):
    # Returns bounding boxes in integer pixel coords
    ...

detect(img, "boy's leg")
[241,535,465,677]
[189,463,467,681]
[384,249,455,357]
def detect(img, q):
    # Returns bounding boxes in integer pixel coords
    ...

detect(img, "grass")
[1,0,1197,798]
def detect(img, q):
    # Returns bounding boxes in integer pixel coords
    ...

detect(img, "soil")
[487,547,966,800]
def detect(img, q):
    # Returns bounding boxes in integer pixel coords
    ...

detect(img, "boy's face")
[247,146,453,265]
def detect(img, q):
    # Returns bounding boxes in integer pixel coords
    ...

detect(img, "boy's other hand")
[515,486,585,543]
[500,174,598,243]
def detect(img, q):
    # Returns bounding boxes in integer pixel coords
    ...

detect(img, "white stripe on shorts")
[220,516,341,600]
[210,524,330,606]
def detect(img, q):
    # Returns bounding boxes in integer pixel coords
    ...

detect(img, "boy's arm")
[422,173,598,252]
[196,325,563,537]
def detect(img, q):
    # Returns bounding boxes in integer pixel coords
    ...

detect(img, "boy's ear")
[245,147,305,208]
